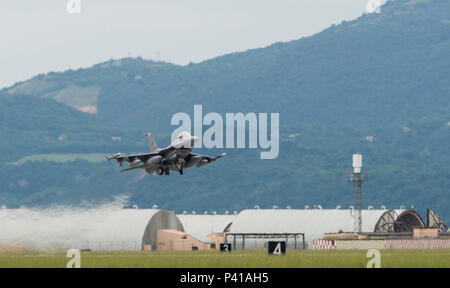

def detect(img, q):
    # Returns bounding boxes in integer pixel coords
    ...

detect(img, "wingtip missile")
[107,153,122,161]
[215,152,226,160]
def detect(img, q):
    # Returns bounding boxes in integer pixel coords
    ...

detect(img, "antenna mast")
[348,154,368,233]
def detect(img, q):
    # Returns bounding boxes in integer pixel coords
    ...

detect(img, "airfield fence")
[72,241,143,251]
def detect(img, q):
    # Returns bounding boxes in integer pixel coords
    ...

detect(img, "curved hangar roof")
[228,209,425,248]
[85,209,184,251]
[0,208,184,251]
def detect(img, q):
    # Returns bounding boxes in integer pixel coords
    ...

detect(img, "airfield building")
[167,214,236,250]
[0,208,184,251]
[75,209,185,251]
[1,206,446,251]
[177,214,236,243]
[226,208,426,249]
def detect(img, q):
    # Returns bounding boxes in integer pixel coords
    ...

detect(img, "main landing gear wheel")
[177,158,184,175]
[157,167,164,175]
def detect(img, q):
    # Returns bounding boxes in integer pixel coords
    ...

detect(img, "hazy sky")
[0,0,386,88]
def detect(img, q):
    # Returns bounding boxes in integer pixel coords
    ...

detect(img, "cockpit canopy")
[178,131,192,140]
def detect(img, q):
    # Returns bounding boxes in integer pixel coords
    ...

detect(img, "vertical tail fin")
[145,132,159,152]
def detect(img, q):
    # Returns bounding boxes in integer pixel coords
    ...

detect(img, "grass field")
[0,250,449,268]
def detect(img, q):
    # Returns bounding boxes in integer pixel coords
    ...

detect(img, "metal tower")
[348,154,368,233]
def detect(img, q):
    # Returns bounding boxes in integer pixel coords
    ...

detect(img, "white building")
[227,208,425,249]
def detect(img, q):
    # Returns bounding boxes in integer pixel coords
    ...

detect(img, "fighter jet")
[107,131,226,175]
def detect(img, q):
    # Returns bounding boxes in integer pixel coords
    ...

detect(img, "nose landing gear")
[178,158,185,175]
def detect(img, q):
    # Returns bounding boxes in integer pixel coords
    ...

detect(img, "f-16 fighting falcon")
[107,131,226,175]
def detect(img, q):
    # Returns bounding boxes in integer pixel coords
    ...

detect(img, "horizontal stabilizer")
[214,153,226,160]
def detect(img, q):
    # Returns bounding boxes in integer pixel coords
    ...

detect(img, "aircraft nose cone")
[193,136,200,142]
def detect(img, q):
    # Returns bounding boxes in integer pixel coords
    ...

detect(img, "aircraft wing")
[106,146,175,166]
[192,152,226,167]
[107,152,155,167]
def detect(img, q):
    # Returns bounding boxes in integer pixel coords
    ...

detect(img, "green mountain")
[0,0,449,222]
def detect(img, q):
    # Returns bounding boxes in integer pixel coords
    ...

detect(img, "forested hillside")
[0,0,448,222]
